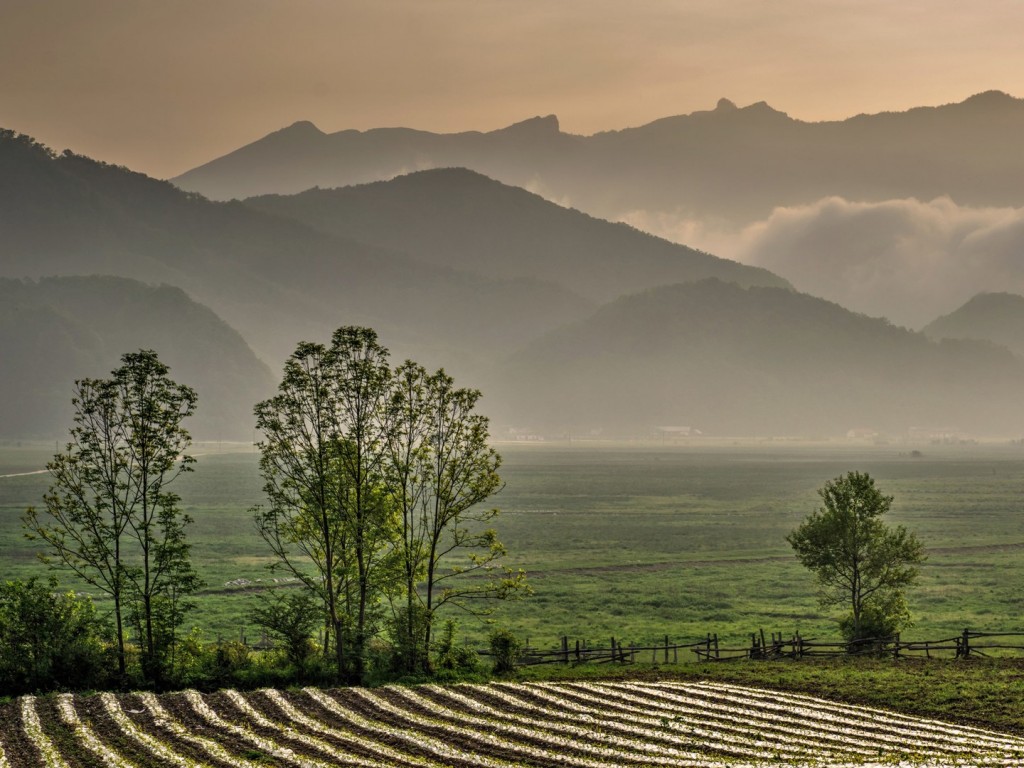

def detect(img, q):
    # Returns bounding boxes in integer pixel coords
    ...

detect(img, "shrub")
[488,627,521,674]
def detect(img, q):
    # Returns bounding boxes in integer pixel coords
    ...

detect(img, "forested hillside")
[0,276,273,438]
[493,279,1024,436]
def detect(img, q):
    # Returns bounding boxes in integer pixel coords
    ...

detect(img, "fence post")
[893,632,900,660]
[610,636,617,663]
[961,628,971,659]
[713,633,720,660]
[665,635,670,664]
[575,639,581,663]
[561,635,569,664]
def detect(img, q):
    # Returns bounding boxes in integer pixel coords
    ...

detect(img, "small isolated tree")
[24,350,201,686]
[787,471,925,643]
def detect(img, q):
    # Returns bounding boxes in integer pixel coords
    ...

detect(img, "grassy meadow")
[2,440,1024,654]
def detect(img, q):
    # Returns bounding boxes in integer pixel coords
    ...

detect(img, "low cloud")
[624,197,1024,329]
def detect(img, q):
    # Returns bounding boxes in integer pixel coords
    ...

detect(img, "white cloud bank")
[624,197,1024,329]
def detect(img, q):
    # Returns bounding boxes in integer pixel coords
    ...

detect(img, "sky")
[3,0,1024,179]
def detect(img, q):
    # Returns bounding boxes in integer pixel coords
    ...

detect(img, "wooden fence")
[491,629,1024,667]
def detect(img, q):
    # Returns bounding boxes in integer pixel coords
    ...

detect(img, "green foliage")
[432,619,482,679]
[250,590,320,667]
[788,471,925,642]
[0,577,107,694]
[24,350,201,687]
[489,627,522,674]
[254,326,524,683]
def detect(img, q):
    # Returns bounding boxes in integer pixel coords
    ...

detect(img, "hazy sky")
[3,0,1024,179]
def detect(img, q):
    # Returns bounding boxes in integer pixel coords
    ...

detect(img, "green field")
[3,440,1024,653]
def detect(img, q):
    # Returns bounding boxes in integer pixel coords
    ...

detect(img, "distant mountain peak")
[272,120,325,139]
[494,114,561,136]
[715,98,738,112]
[960,90,1018,109]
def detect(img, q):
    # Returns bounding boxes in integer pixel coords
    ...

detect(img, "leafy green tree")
[254,341,354,676]
[329,327,396,678]
[417,370,526,663]
[25,350,200,685]
[787,471,925,642]
[382,360,432,673]
[256,327,525,681]
[0,577,107,694]
[255,330,396,681]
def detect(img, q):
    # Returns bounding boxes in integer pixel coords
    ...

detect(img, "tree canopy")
[787,471,925,642]
[253,327,526,681]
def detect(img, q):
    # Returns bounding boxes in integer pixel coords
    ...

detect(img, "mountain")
[243,168,789,304]
[0,129,594,377]
[923,293,1024,358]
[171,92,1024,225]
[490,279,1024,437]
[0,276,274,439]
[171,115,577,202]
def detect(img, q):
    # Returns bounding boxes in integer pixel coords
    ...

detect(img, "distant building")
[655,426,702,439]
[907,426,969,443]
[846,427,879,440]
[506,427,546,442]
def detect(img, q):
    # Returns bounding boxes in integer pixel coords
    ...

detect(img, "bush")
[433,620,482,678]
[0,577,107,693]
[488,627,521,674]
[250,590,320,667]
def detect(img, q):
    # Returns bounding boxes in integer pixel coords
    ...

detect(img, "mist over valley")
[5,92,1024,440]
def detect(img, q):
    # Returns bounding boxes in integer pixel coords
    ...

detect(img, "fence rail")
[486,629,1024,668]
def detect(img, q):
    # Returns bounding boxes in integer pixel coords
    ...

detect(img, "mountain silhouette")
[923,292,1024,358]
[492,280,1024,437]
[171,92,1024,225]
[0,276,274,439]
[244,168,788,303]
[0,129,595,381]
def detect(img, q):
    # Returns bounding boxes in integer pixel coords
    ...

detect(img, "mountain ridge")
[0,276,275,439]
[243,167,790,303]
[170,91,1024,223]
[923,292,1024,358]
[492,279,1024,437]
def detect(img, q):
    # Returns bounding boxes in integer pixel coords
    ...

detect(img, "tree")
[25,350,200,685]
[254,330,396,681]
[256,327,526,681]
[787,471,925,642]
[382,366,527,673]
[254,341,354,677]
[416,370,526,665]
[250,590,321,668]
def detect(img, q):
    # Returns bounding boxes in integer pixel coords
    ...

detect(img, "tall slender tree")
[417,370,526,664]
[382,360,432,672]
[254,341,354,675]
[25,350,199,685]
[329,327,395,678]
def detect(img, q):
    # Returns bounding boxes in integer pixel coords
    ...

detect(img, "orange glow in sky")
[3,0,1023,178]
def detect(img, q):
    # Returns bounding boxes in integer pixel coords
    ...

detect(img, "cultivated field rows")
[0,680,1022,767]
